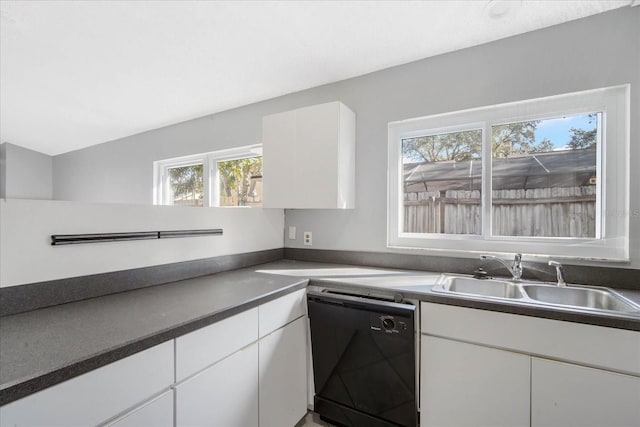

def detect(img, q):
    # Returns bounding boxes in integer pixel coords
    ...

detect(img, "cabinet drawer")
[106,391,174,427]
[421,302,640,375]
[259,289,306,338]
[0,341,174,427]
[176,307,258,381]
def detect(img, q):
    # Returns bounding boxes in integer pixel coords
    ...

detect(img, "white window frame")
[153,144,262,207]
[388,85,629,261]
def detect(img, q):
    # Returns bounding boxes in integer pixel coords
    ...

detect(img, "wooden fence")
[404,186,596,237]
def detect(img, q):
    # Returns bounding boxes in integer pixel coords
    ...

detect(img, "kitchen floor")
[296,411,335,427]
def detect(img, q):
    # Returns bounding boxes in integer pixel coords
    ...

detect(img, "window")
[216,156,263,207]
[154,145,262,207]
[166,163,205,207]
[388,86,629,260]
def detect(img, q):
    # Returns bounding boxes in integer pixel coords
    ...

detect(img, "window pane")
[168,164,204,207]
[491,113,599,237]
[218,157,263,207]
[402,129,482,234]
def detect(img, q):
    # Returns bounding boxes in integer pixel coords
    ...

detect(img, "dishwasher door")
[307,291,417,427]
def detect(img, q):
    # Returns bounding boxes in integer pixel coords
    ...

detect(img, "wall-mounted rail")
[51,229,223,246]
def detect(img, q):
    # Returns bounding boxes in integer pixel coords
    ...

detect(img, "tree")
[567,128,597,149]
[403,121,546,163]
[169,165,203,205]
[403,130,482,162]
[491,121,540,157]
[530,138,554,153]
[567,113,598,150]
[218,157,263,206]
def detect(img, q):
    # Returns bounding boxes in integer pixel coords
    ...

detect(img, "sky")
[534,113,598,149]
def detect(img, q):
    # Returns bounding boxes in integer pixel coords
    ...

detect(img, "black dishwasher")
[307,290,417,427]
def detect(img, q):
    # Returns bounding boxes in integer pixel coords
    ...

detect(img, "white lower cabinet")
[174,290,307,427]
[420,335,530,427]
[531,358,640,427]
[176,343,259,427]
[259,316,308,427]
[107,391,174,427]
[420,302,640,427]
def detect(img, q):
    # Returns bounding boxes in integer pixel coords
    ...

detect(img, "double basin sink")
[432,275,640,315]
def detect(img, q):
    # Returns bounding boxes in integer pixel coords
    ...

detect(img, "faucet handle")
[548,260,566,287]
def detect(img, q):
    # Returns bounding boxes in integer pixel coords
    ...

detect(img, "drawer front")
[106,391,174,427]
[259,289,306,338]
[176,307,258,381]
[421,302,640,375]
[0,341,174,427]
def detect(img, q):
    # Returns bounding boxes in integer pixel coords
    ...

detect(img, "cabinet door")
[262,108,297,208]
[294,102,341,208]
[532,357,640,427]
[108,391,173,427]
[259,316,307,427]
[420,335,530,427]
[176,343,258,427]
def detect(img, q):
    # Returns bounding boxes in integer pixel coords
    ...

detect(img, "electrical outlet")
[303,231,312,246]
[288,226,296,240]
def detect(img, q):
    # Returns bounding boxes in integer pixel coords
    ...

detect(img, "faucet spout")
[479,253,523,281]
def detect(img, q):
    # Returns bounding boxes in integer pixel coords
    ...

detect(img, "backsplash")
[0,249,283,316]
[285,248,640,291]
[0,199,284,287]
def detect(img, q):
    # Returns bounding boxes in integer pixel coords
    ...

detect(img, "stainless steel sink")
[522,284,640,313]
[434,276,525,299]
[432,274,640,315]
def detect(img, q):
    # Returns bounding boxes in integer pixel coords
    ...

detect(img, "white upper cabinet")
[262,101,355,209]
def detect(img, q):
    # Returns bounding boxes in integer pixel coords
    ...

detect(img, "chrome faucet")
[479,253,523,281]
[548,260,566,287]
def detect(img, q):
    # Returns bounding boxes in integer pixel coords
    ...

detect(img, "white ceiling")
[0,0,630,156]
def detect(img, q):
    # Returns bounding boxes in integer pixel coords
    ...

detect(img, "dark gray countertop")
[1,259,639,406]
[0,263,307,405]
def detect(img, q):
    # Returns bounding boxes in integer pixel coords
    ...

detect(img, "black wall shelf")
[51,229,223,246]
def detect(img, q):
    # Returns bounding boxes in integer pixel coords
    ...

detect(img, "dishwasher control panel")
[370,312,412,336]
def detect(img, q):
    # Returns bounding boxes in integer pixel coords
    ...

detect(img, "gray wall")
[53,8,640,268]
[1,142,52,200]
